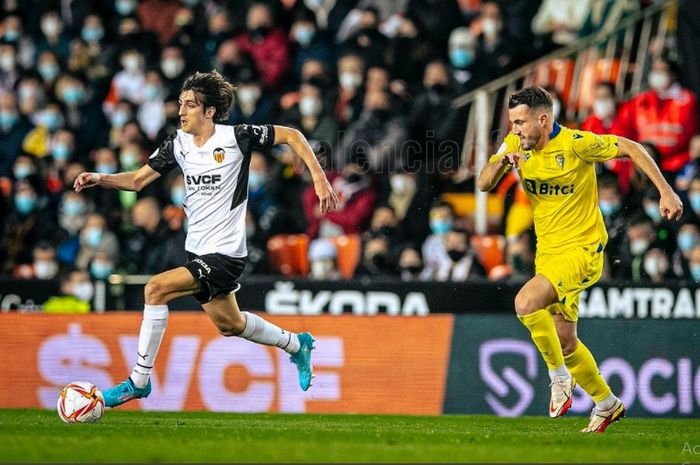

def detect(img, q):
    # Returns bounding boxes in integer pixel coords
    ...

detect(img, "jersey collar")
[549,121,561,139]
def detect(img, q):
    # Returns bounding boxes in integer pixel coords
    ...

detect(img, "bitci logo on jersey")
[213,147,225,163]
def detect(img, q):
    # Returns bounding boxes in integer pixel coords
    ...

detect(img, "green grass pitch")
[0,409,698,463]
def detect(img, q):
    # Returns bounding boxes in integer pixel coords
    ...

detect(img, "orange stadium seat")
[470,234,506,273]
[329,234,362,279]
[575,58,620,110]
[267,234,310,276]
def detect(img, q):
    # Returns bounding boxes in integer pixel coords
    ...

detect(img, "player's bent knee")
[514,294,537,315]
[216,314,246,337]
[144,277,171,305]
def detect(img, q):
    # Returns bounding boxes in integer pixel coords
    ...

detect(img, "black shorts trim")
[184,252,247,304]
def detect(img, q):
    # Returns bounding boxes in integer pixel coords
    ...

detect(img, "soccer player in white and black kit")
[74,71,339,407]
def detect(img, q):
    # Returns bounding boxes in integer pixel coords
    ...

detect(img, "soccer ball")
[56,381,105,424]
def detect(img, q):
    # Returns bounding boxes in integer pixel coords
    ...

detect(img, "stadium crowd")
[1,0,699,292]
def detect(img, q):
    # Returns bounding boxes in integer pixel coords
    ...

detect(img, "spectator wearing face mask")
[672,223,700,280]
[159,45,189,97]
[1,15,35,70]
[421,229,486,281]
[0,91,33,178]
[616,54,698,176]
[89,251,116,281]
[383,169,433,247]
[0,180,60,275]
[56,190,90,267]
[684,244,700,284]
[308,238,340,280]
[334,53,366,127]
[597,174,628,276]
[420,200,456,278]
[43,269,93,313]
[0,42,19,94]
[336,88,408,171]
[356,236,394,277]
[229,75,274,125]
[105,49,146,110]
[614,213,656,281]
[56,73,108,154]
[75,212,120,272]
[31,242,60,280]
[36,51,62,87]
[446,27,480,94]
[283,79,339,146]
[397,245,423,281]
[338,7,387,68]
[675,135,700,193]
[289,13,332,80]
[234,2,290,90]
[34,11,71,63]
[474,1,519,84]
[642,248,672,284]
[640,187,678,255]
[303,162,377,239]
[137,70,167,140]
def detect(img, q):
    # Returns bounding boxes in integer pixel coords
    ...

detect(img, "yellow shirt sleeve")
[571,130,619,163]
[488,133,521,164]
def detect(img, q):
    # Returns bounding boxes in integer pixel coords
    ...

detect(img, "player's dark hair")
[181,70,236,123]
[508,86,552,113]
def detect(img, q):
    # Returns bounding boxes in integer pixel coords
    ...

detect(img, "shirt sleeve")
[571,130,619,163]
[147,132,179,174]
[488,133,520,164]
[234,124,275,155]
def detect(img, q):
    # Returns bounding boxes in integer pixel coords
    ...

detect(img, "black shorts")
[184,252,247,304]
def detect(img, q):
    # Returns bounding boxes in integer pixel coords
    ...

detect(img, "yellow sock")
[564,339,612,402]
[518,309,564,370]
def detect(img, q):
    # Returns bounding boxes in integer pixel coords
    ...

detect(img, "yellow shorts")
[535,243,604,322]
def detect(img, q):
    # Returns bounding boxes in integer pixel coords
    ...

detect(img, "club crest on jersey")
[213,147,225,163]
[556,154,564,169]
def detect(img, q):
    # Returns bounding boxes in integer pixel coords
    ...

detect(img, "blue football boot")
[289,333,315,391]
[103,378,151,408]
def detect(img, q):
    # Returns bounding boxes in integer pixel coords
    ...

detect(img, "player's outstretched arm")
[273,125,339,213]
[73,164,161,193]
[617,136,683,221]
[477,152,520,192]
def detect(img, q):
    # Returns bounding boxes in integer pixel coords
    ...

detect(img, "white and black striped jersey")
[147,124,275,258]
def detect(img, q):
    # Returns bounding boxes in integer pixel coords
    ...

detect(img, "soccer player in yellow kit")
[477,87,683,432]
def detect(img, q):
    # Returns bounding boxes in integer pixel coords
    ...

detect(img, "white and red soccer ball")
[56,381,105,423]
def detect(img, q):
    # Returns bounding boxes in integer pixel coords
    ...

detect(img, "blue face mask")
[90,260,113,280]
[690,193,700,213]
[52,143,71,161]
[599,200,620,217]
[115,0,136,15]
[95,164,117,174]
[691,264,700,282]
[14,165,33,179]
[294,27,315,47]
[644,203,661,222]
[63,87,85,105]
[0,111,17,131]
[144,84,159,100]
[248,171,265,191]
[171,186,186,206]
[40,111,61,131]
[15,194,36,215]
[84,227,103,247]
[38,63,59,82]
[678,232,697,253]
[430,218,452,235]
[3,30,19,42]
[111,111,129,128]
[62,199,86,216]
[81,27,104,43]
[449,48,474,69]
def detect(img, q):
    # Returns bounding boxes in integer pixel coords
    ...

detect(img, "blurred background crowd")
[1,0,699,293]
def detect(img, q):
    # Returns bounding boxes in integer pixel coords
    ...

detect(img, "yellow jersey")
[489,123,619,253]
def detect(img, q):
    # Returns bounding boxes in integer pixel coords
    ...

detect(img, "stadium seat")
[470,234,506,273]
[329,234,362,279]
[267,234,310,276]
[575,58,620,110]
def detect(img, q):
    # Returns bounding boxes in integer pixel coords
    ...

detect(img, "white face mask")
[41,19,61,37]
[481,18,501,38]
[299,96,320,117]
[630,238,650,256]
[72,281,94,302]
[643,256,668,277]
[339,72,362,91]
[593,98,615,120]
[122,55,141,73]
[648,70,671,93]
[0,53,15,72]
[34,260,58,279]
[161,59,184,79]
[238,87,260,105]
[390,175,415,193]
